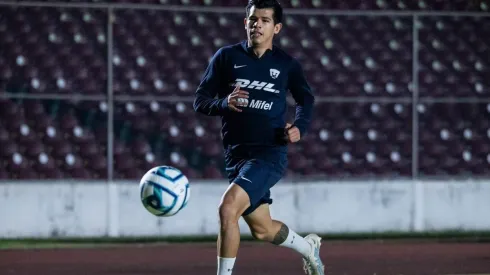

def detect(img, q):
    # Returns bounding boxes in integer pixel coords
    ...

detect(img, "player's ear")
[274,23,282,34]
[244,18,248,30]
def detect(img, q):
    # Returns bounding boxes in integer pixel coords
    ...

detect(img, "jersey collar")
[241,40,276,58]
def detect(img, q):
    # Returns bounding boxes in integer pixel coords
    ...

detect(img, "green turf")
[1,230,490,249]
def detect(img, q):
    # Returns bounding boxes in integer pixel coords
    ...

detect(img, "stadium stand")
[0,1,489,180]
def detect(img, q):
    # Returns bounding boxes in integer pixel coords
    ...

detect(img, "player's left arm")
[286,58,315,143]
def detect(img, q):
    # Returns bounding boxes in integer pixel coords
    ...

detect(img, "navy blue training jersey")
[193,41,314,154]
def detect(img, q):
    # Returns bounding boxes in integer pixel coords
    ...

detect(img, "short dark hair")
[246,0,283,24]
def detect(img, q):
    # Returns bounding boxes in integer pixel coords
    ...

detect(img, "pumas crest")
[270,68,280,79]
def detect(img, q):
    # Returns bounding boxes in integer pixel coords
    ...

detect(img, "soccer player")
[193,0,324,274]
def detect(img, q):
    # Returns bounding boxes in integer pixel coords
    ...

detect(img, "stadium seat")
[418,102,490,175]
[286,102,413,177]
[418,16,490,97]
[0,6,108,96]
[0,98,110,179]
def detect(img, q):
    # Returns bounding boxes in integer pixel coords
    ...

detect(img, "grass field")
[2,229,490,249]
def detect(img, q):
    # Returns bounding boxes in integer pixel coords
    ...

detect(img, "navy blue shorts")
[224,150,288,216]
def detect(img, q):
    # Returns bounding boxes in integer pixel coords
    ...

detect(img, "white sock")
[278,228,312,258]
[217,257,236,275]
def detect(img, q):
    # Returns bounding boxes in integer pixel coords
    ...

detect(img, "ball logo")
[151,199,158,207]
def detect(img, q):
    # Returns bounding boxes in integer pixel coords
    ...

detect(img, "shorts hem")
[233,178,273,216]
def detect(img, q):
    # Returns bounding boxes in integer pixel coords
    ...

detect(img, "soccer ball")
[139,166,190,217]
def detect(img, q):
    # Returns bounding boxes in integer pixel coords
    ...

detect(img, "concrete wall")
[1,180,490,238]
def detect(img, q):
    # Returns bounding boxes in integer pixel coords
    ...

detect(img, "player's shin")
[271,221,312,258]
[217,207,241,274]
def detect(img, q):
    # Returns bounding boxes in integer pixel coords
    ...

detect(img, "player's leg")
[217,157,282,275]
[243,203,310,251]
[216,182,251,275]
[243,203,325,275]
[240,151,325,275]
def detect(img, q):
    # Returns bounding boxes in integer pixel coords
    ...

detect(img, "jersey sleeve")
[287,58,315,137]
[193,48,229,116]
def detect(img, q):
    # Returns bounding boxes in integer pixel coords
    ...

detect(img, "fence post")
[411,14,424,232]
[106,6,119,237]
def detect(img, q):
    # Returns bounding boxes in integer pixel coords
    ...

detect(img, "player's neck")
[248,40,272,58]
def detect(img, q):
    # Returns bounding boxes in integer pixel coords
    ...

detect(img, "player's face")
[244,6,282,47]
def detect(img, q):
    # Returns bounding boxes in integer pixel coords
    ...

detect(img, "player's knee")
[218,202,240,228]
[218,183,250,228]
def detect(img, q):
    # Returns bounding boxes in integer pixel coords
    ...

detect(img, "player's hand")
[285,123,301,143]
[227,84,249,112]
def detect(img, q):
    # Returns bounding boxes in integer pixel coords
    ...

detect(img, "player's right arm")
[193,48,248,116]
